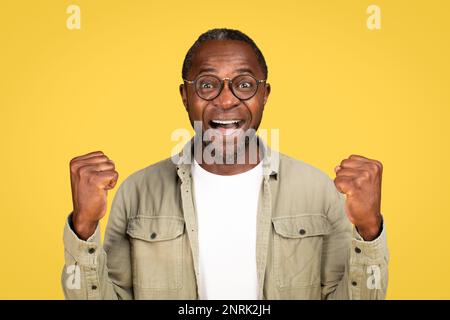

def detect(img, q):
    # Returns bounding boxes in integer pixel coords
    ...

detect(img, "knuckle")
[361,170,371,179]
[375,160,383,171]
[70,163,78,174]
[340,159,348,166]
[334,178,348,191]
[334,176,346,185]
[355,180,364,189]
[78,165,90,177]
[369,162,379,172]
[354,174,366,185]
[335,169,344,177]
[69,157,80,167]
[92,155,107,162]
[105,162,114,170]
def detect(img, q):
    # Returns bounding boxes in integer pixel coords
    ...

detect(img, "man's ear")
[179,83,188,111]
[263,83,271,106]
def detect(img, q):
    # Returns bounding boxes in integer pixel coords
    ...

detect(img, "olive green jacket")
[61,143,389,300]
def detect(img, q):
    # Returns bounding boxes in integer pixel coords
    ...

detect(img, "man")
[62,28,388,300]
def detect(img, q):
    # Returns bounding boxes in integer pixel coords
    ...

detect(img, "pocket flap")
[126,215,185,242]
[272,214,331,238]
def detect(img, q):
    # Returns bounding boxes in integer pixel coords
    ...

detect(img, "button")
[355,247,361,254]
[351,281,358,286]
[150,232,157,239]
[88,248,95,254]
[91,285,97,290]
[299,229,306,235]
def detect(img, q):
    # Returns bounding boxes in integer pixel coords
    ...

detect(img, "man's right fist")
[69,151,119,240]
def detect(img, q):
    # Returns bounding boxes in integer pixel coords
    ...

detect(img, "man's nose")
[212,80,240,110]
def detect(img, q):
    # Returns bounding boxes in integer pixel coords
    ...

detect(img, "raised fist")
[69,151,119,240]
[334,154,383,241]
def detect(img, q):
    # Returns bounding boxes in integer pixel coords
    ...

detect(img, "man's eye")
[238,82,252,89]
[200,83,213,89]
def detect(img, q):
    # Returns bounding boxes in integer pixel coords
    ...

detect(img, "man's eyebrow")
[193,67,257,78]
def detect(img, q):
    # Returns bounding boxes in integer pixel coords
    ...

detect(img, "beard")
[194,125,261,165]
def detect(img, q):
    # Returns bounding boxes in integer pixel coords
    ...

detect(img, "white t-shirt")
[191,159,263,300]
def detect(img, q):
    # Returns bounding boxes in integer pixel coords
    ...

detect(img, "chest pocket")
[126,215,185,290]
[272,214,331,289]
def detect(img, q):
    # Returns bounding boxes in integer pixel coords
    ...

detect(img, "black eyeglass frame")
[183,74,267,101]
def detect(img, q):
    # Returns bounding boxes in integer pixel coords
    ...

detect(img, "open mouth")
[208,119,245,136]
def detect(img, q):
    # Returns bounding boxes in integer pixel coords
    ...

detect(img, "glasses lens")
[232,75,258,100]
[196,75,221,100]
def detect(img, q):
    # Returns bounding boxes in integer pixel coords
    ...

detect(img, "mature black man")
[62,28,389,300]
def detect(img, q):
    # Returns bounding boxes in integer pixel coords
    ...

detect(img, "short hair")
[182,28,268,80]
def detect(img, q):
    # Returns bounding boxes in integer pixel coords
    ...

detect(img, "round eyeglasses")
[183,74,266,101]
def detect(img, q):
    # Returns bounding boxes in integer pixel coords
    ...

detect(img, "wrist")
[355,215,382,241]
[71,213,98,240]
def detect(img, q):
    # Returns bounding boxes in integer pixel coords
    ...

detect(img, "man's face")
[180,40,270,162]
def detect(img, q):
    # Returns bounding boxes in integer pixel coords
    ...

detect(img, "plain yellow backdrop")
[0,0,449,299]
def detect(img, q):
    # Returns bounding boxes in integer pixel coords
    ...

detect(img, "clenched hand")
[334,154,383,241]
[70,151,119,240]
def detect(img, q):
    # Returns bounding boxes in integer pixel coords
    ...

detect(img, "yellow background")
[0,0,449,299]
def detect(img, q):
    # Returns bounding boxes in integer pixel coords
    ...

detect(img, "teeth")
[211,119,240,125]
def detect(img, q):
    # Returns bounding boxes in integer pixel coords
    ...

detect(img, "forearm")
[61,214,127,300]
[324,222,389,300]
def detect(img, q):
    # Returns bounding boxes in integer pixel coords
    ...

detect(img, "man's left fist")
[334,154,383,241]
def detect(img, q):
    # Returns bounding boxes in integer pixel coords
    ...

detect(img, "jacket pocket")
[272,214,331,289]
[126,215,185,290]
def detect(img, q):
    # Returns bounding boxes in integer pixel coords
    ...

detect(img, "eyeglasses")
[183,74,266,101]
